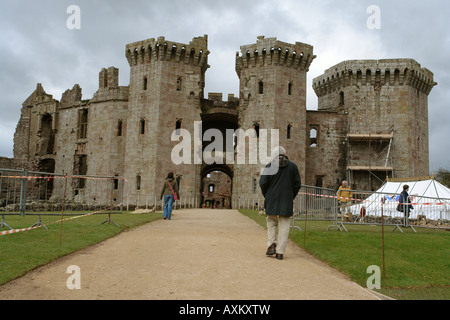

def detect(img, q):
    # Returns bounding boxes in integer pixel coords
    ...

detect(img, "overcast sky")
[0,0,448,171]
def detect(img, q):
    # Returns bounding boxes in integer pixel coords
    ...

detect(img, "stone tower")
[313,59,437,190]
[10,35,437,207]
[234,36,316,200]
[124,35,209,203]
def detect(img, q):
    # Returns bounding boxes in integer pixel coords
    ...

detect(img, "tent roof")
[375,179,450,201]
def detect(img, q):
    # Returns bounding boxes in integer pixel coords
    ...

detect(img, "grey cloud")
[0,0,448,169]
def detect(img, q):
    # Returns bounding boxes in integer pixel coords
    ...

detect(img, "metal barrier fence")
[295,185,338,221]
[1,168,124,230]
[231,185,338,217]
[229,184,450,232]
[334,189,450,232]
[230,185,339,231]
[126,194,198,212]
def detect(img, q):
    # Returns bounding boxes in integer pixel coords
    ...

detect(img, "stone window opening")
[288,81,293,95]
[143,76,148,90]
[136,174,141,191]
[177,77,182,92]
[310,127,318,147]
[287,124,292,139]
[339,91,345,106]
[117,120,123,137]
[258,81,264,94]
[252,177,257,193]
[140,118,146,135]
[315,175,324,188]
[175,120,182,135]
[78,109,88,139]
[254,122,260,138]
[208,184,215,194]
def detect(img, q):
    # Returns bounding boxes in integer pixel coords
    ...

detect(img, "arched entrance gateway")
[200,164,233,209]
[199,94,238,209]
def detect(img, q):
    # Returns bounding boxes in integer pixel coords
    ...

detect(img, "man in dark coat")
[259,147,301,260]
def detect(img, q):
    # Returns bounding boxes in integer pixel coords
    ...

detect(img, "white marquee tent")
[349,179,450,221]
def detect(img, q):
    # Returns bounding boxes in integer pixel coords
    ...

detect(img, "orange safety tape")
[0,204,122,236]
[0,175,128,181]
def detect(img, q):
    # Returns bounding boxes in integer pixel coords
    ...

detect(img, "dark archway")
[199,103,239,209]
[200,164,233,209]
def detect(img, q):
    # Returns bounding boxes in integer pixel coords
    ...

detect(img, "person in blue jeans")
[160,172,180,220]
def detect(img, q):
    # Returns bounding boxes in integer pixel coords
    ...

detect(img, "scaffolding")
[346,127,395,191]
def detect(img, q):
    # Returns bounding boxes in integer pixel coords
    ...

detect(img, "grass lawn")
[0,211,161,286]
[2,209,449,300]
[239,209,450,300]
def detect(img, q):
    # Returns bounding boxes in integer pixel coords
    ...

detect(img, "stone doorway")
[200,165,233,209]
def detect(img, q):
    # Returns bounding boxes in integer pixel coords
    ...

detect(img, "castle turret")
[234,36,315,199]
[123,35,210,202]
[313,59,437,190]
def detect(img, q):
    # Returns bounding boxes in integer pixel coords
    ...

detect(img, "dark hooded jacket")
[398,190,413,215]
[259,155,301,216]
[160,178,180,200]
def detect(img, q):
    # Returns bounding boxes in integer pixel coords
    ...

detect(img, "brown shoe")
[266,243,276,256]
[276,254,283,260]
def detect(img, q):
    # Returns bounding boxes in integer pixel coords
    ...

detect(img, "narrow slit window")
[136,174,141,191]
[258,81,264,94]
[175,120,182,135]
[177,77,182,91]
[140,119,145,135]
[117,120,123,137]
[143,76,148,90]
[288,82,293,95]
[339,91,345,106]
[254,122,260,138]
[287,124,292,139]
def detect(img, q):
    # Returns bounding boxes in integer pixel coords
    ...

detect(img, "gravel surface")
[0,209,379,300]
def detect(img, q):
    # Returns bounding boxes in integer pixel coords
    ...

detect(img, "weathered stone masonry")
[9,35,437,206]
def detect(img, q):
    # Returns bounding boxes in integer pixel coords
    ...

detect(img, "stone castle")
[8,35,437,208]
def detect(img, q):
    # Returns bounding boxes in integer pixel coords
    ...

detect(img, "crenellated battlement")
[11,34,437,198]
[313,59,437,97]
[235,36,315,76]
[125,35,210,70]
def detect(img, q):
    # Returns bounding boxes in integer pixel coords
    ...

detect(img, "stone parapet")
[236,36,315,76]
[313,59,437,97]
[125,35,210,71]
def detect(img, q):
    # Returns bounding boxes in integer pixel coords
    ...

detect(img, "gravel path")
[0,209,379,300]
